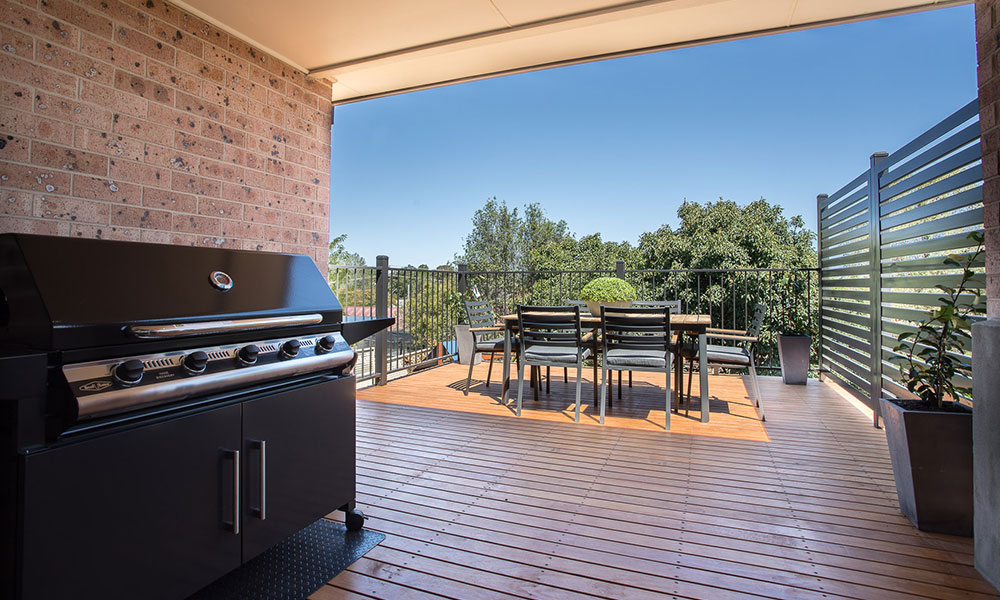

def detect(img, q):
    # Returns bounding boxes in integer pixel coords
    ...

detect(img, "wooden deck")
[316,362,998,600]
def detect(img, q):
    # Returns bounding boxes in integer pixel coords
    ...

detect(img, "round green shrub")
[579,277,637,303]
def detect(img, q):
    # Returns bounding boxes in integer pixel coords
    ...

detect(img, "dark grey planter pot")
[879,397,973,537]
[777,334,810,385]
[454,324,481,366]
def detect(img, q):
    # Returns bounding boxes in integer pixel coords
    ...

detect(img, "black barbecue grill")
[0,234,391,600]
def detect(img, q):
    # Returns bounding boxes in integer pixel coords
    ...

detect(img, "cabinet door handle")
[251,440,267,520]
[222,449,240,535]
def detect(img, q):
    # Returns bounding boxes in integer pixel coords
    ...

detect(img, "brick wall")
[0,0,333,273]
[979,0,1000,318]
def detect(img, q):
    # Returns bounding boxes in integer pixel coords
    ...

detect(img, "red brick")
[108,156,167,187]
[148,18,202,57]
[265,157,300,179]
[141,229,197,245]
[1,80,33,111]
[243,203,280,225]
[0,215,70,235]
[243,170,282,193]
[114,24,174,64]
[114,69,174,105]
[148,102,200,131]
[268,62,305,90]
[174,131,223,160]
[194,235,241,249]
[303,75,332,98]
[34,194,109,224]
[220,182,262,204]
[175,89,224,121]
[111,204,171,229]
[284,146,316,169]
[249,134,283,158]
[0,24,35,59]
[35,91,114,131]
[986,194,1000,229]
[283,179,315,199]
[2,2,79,48]
[170,171,220,197]
[75,127,144,160]
[198,157,244,183]
[0,133,31,162]
[222,145,265,170]
[36,40,114,86]
[81,31,146,75]
[241,238,281,252]
[144,142,198,173]
[219,220,264,239]
[227,74,267,103]
[0,190,32,216]
[145,58,203,95]
[197,197,242,219]
[200,120,245,146]
[176,12,226,46]
[176,51,225,84]
[70,222,141,241]
[31,141,109,176]
[38,0,113,39]
[80,80,147,118]
[142,187,196,213]
[204,44,247,78]
[251,65,284,94]
[172,212,221,235]
[247,99,285,125]
[72,174,142,205]
[78,0,149,31]
[0,163,71,194]
[281,243,312,256]
[227,36,268,69]
[0,54,77,97]
[112,113,173,145]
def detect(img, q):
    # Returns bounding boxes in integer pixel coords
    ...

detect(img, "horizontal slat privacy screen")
[817,99,984,426]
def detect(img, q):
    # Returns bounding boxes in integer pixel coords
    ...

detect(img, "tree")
[328,234,372,307]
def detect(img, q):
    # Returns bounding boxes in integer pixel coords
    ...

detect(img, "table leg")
[592,333,599,406]
[699,328,709,423]
[501,325,511,405]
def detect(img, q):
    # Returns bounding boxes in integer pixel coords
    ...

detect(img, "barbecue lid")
[0,234,343,351]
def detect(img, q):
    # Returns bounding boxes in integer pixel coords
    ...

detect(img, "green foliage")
[887,232,985,409]
[579,277,637,303]
[328,234,373,306]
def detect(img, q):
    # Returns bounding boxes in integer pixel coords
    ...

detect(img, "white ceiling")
[172,0,966,104]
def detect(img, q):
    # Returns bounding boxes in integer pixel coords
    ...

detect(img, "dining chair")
[516,305,591,421]
[463,300,518,396]
[599,306,673,429]
[612,300,682,399]
[558,300,593,387]
[678,303,766,421]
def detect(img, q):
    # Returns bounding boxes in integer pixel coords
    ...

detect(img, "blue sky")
[330,5,977,267]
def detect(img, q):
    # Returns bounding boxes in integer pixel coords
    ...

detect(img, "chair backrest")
[747,303,767,339]
[464,300,495,330]
[517,305,584,353]
[601,306,671,356]
[631,300,681,314]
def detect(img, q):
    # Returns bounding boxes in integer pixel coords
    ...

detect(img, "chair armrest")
[581,331,596,343]
[707,333,758,343]
[469,326,503,333]
[706,327,748,335]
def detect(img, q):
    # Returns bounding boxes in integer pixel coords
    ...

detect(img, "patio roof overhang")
[172,0,966,105]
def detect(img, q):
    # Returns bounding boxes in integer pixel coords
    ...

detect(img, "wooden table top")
[498,313,712,328]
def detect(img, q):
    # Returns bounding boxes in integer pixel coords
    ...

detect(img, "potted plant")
[882,232,984,536]
[776,277,813,385]
[580,277,637,317]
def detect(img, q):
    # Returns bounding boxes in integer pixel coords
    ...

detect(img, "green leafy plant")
[777,275,814,336]
[888,232,985,409]
[580,277,637,303]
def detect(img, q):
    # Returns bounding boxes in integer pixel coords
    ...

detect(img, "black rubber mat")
[188,519,385,600]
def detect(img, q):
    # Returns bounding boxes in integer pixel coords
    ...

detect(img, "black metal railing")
[331,259,819,383]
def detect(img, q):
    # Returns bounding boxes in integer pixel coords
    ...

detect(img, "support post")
[867,152,888,427]
[816,193,828,382]
[375,255,389,385]
[457,263,468,296]
[615,260,625,280]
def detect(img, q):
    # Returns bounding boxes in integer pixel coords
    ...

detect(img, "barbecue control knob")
[237,344,259,366]
[182,351,209,375]
[279,339,301,359]
[316,334,337,354]
[113,359,144,385]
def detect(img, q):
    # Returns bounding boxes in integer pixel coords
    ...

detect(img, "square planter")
[880,397,973,537]
[777,334,810,385]
[454,324,482,365]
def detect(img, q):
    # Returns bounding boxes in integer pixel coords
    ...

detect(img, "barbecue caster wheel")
[345,509,366,532]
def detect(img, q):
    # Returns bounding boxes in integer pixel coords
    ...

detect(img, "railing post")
[868,152,888,427]
[615,260,625,280]
[816,193,827,383]
[457,263,468,296]
[375,255,389,386]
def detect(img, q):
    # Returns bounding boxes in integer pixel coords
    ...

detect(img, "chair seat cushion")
[475,338,507,351]
[679,342,751,366]
[524,345,591,364]
[605,348,670,368]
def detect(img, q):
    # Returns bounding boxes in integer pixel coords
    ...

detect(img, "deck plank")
[316,363,997,600]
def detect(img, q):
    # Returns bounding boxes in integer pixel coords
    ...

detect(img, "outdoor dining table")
[497,312,715,423]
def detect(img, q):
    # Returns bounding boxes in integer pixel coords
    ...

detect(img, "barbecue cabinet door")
[241,375,355,560]
[19,404,243,600]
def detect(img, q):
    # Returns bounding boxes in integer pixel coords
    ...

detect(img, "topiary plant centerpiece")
[579,277,637,317]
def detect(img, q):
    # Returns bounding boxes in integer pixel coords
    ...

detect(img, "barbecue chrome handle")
[251,440,266,520]
[223,449,241,535]
[127,314,323,339]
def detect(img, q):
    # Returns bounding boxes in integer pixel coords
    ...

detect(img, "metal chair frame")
[463,300,518,396]
[516,305,589,421]
[614,300,682,399]
[599,306,673,429]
